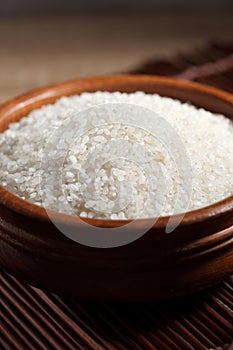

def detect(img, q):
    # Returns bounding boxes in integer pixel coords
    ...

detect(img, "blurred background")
[1,0,233,14]
[0,0,232,103]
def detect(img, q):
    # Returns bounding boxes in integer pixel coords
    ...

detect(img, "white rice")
[0,91,232,219]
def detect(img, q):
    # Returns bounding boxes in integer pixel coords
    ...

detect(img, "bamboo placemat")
[1,42,233,350]
[132,43,233,93]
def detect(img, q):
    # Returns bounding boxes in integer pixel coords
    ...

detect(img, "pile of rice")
[0,91,232,219]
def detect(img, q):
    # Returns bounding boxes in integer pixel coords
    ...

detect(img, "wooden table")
[0,13,233,103]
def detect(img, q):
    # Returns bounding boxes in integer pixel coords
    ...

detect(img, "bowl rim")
[0,74,233,229]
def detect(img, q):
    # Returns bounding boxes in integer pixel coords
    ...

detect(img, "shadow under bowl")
[0,75,233,301]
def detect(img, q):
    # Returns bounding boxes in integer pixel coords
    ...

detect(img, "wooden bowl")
[0,75,232,302]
